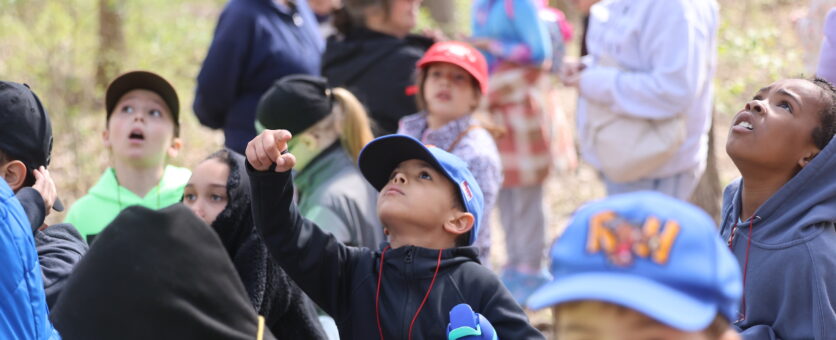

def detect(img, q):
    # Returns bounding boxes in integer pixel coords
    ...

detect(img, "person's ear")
[798,149,820,168]
[102,129,112,148]
[167,137,183,158]
[1,160,28,191]
[442,211,474,237]
[718,328,741,340]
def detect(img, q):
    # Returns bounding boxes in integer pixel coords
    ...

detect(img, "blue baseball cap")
[527,191,742,332]
[358,134,484,246]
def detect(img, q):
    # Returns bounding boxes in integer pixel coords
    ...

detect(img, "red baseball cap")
[416,41,489,94]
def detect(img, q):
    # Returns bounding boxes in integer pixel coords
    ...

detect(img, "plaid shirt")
[487,63,555,187]
[398,113,503,257]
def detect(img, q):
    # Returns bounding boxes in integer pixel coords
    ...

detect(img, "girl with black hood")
[182,149,326,339]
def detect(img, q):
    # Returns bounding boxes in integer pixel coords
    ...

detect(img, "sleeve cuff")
[579,66,619,105]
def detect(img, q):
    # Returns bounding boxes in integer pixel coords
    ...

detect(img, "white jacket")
[578,0,719,179]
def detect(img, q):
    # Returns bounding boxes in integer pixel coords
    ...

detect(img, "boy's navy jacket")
[247,166,544,340]
[720,137,836,339]
[322,28,432,135]
[16,187,88,309]
[194,0,323,153]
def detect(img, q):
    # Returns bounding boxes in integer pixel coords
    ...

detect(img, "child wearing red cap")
[398,41,502,266]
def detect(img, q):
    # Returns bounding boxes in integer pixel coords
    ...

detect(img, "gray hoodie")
[720,137,836,339]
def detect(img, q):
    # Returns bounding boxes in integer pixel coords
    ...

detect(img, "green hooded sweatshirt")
[65,165,191,241]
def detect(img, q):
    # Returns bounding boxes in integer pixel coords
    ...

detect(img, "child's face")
[726,79,827,173]
[183,158,230,224]
[423,63,480,122]
[377,159,460,235]
[104,89,179,166]
[555,301,728,340]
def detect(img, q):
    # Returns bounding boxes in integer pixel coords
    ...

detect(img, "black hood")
[212,149,254,256]
[50,204,275,340]
[208,149,328,339]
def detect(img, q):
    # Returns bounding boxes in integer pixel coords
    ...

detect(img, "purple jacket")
[818,8,836,84]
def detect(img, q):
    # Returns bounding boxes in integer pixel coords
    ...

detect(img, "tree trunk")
[96,0,124,90]
[690,109,723,223]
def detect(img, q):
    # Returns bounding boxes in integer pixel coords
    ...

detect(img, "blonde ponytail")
[332,87,374,162]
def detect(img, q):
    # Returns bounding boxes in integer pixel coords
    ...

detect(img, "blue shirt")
[471,0,552,70]
[194,0,324,153]
[0,181,60,339]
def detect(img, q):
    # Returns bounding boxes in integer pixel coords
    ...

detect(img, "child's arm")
[34,223,88,308]
[245,130,361,319]
[193,6,255,129]
[19,167,89,308]
[15,187,46,232]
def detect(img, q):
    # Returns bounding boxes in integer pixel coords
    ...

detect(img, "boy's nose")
[392,172,406,184]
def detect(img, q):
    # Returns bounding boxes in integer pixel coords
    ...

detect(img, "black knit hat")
[51,204,276,340]
[255,75,333,135]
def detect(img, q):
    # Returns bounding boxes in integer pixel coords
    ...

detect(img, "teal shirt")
[65,165,191,240]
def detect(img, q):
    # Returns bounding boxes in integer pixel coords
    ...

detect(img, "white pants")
[604,165,704,201]
[497,185,547,270]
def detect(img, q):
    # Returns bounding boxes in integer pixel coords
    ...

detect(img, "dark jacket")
[322,28,432,135]
[194,0,324,153]
[211,150,326,339]
[247,166,544,339]
[17,187,88,309]
[51,204,278,340]
[720,137,836,340]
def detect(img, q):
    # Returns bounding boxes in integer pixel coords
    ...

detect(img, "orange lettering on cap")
[652,220,680,264]
[587,211,616,254]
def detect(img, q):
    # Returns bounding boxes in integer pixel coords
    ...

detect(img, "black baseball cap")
[255,74,334,135]
[0,81,63,211]
[105,71,180,126]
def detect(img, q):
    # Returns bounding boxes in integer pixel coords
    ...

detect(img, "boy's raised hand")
[245,129,297,172]
[32,166,57,215]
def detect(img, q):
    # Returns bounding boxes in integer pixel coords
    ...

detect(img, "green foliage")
[0,0,227,217]
[714,0,805,117]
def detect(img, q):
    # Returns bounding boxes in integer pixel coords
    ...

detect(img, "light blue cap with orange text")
[527,191,742,331]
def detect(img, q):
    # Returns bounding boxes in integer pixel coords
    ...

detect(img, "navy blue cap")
[358,134,484,245]
[527,191,742,331]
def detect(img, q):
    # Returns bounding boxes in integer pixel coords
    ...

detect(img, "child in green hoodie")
[65,71,191,243]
